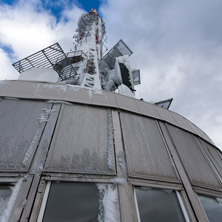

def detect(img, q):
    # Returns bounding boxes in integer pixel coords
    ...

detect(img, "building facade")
[0,9,222,222]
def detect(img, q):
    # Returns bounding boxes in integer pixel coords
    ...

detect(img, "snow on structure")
[109,177,126,185]
[22,127,42,166]
[97,183,120,222]
[117,151,128,176]
[22,107,54,166]
[107,110,115,170]
[1,178,23,222]
[12,8,139,96]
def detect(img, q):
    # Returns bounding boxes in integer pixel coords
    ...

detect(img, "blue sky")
[0,0,103,19]
[0,0,222,148]
[0,0,103,57]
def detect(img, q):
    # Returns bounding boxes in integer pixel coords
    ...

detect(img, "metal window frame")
[194,189,222,222]
[132,183,191,222]
[194,186,222,199]
[37,181,51,222]
[133,188,141,222]
[0,175,33,221]
[34,174,121,222]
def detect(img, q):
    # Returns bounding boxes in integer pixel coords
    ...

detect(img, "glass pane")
[43,182,99,222]
[42,182,120,222]
[135,187,185,222]
[0,186,13,219]
[199,194,222,222]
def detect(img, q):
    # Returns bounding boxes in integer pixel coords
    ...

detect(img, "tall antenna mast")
[13,9,141,97]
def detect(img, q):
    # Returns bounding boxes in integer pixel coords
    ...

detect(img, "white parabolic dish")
[18,68,59,83]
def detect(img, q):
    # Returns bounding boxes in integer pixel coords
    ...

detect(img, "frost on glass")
[42,182,120,222]
[199,194,222,222]
[135,187,185,222]
[97,183,120,222]
[0,179,23,222]
[0,186,12,219]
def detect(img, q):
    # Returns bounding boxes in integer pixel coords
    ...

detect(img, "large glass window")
[135,187,187,222]
[198,194,222,222]
[38,182,120,222]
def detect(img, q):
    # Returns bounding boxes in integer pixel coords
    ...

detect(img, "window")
[134,187,188,222]
[38,182,120,222]
[198,194,222,222]
[0,185,13,219]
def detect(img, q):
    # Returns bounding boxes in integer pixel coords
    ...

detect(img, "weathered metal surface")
[120,112,179,182]
[9,175,33,222]
[20,175,41,221]
[171,112,194,132]
[45,104,116,175]
[166,124,221,190]
[112,110,138,222]
[199,139,222,180]
[155,105,178,126]
[30,104,61,174]
[136,99,161,119]
[159,122,209,222]
[0,99,50,172]
[116,94,141,114]
[0,80,215,146]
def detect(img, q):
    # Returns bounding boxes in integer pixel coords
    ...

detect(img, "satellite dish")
[117,84,135,98]
[18,68,59,83]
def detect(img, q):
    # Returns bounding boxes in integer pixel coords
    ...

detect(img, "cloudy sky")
[0,0,221,148]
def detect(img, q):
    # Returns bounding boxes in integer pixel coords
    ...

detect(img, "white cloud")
[0,0,221,149]
[100,0,222,148]
[0,0,84,78]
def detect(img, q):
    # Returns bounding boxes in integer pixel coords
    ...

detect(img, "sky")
[0,0,221,148]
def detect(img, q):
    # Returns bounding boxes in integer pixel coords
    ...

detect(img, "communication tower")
[0,9,222,222]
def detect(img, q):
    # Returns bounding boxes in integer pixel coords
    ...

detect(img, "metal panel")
[64,85,93,105]
[112,110,139,222]
[136,100,161,120]
[167,124,221,189]
[0,99,50,172]
[115,94,141,114]
[45,104,116,175]
[155,106,178,126]
[101,39,133,69]
[0,80,215,147]
[30,104,61,174]
[132,69,141,85]
[120,112,178,182]
[159,122,210,222]
[12,43,77,81]
[171,112,193,132]
[199,139,222,179]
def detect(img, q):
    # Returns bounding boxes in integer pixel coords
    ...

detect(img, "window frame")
[0,175,32,221]
[195,190,222,222]
[131,181,193,222]
[35,175,121,222]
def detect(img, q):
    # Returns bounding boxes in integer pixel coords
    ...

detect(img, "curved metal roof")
[0,80,215,146]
